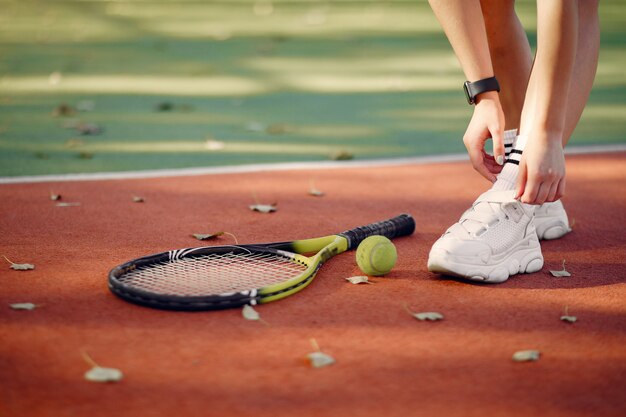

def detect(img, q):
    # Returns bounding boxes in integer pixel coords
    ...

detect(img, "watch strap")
[464,76,500,104]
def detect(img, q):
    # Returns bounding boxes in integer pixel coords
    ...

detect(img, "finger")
[534,182,550,205]
[469,147,497,182]
[491,126,505,166]
[515,159,527,199]
[546,180,559,203]
[556,178,566,200]
[484,158,504,174]
[521,171,540,204]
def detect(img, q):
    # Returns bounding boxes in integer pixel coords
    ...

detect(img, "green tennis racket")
[108,214,415,311]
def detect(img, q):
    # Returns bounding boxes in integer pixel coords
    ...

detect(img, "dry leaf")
[307,351,335,368]
[156,101,174,112]
[561,315,577,323]
[50,192,62,201]
[56,202,81,207]
[82,350,123,383]
[265,123,291,135]
[250,204,277,213]
[412,312,444,321]
[84,366,123,383]
[404,304,443,321]
[4,256,35,270]
[512,350,540,362]
[345,276,372,285]
[76,123,103,135]
[10,303,37,310]
[330,150,354,161]
[308,188,324,197]
[560,306,577,323]
[550,260,571,277]
[132,196,144,203]
[242,305,260,321]
[307,339,335,368]
[76,151,94,159]
[192,232,224,241]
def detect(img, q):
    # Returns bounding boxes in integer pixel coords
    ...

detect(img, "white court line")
[1,144,625,185]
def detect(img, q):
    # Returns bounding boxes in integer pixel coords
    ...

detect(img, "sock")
[493,134,528,191]
[503,129,517,160]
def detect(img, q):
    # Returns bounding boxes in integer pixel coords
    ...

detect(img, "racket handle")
[339,214,415,250]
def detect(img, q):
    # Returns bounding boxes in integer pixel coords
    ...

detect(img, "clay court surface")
[1,152,625,417]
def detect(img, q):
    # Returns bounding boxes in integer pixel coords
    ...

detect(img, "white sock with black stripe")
[503,129,517,160]
[493,134,528,191]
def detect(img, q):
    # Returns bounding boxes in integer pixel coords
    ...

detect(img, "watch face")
[463,81,474,105]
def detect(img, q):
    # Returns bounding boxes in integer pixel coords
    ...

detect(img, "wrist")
[475,91,500,105]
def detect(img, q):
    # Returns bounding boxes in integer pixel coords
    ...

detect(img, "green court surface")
[0,0,624,177]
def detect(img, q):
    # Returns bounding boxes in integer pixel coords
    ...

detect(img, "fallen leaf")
[50,192,62,201]
[10,303,37,310]
[561,315,577,323]
[4,256,35,270]
[192,232,224,241]
[512,350,540,362]
[265,123,291,135]
[132,196,144,203]
[412,312,444,321]
[560,306,577,323]
[345,276,372,285]
[404,304,443,321]
[76,123,103,135]
[76,151,94,159]
[250,204,277,213]
[52,103,75,117]
[242,305,260,321]
[156,101,174,112]
[308,188,324,197]
[330,150,354,161]
[307,339,335,368]
[56,202,81,207]
[84,366,123,383]
[82,350,123,383]
[550,260,571,277]
[307,351,335,368]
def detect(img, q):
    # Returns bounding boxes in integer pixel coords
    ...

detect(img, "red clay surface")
[1,153,625,417]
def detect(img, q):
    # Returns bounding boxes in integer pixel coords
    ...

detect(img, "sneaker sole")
[427,237,543,283]
[535,220,571,240]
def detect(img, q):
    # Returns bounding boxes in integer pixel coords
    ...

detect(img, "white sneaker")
[427,189,544,283]
[535,200,571,240]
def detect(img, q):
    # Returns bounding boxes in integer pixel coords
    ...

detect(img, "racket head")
[108,239,340,311]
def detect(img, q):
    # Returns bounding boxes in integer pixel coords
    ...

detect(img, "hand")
[516,133,566,205]
[462,92,506,182]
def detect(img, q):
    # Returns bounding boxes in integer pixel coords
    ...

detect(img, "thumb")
[491,125,505,166]
[515,158,527,200]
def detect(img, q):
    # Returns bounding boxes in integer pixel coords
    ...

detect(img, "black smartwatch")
[463,76,500,105]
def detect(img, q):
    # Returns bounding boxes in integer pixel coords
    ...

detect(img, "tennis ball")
[356,236,397,276]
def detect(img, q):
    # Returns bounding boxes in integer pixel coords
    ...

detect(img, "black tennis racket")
[108,214,415,311]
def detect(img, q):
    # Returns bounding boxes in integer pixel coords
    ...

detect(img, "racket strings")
[117,251,308,296]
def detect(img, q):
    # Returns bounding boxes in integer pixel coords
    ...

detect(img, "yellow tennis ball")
[356,236,397,276]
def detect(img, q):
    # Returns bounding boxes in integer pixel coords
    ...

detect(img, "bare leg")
[562,0,600,145]
[520,0,599,146]
[480,0,532,131]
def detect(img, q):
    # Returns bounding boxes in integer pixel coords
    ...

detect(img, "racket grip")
[339,214,415,250]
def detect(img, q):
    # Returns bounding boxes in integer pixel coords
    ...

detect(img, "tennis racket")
[108,214,415,311]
